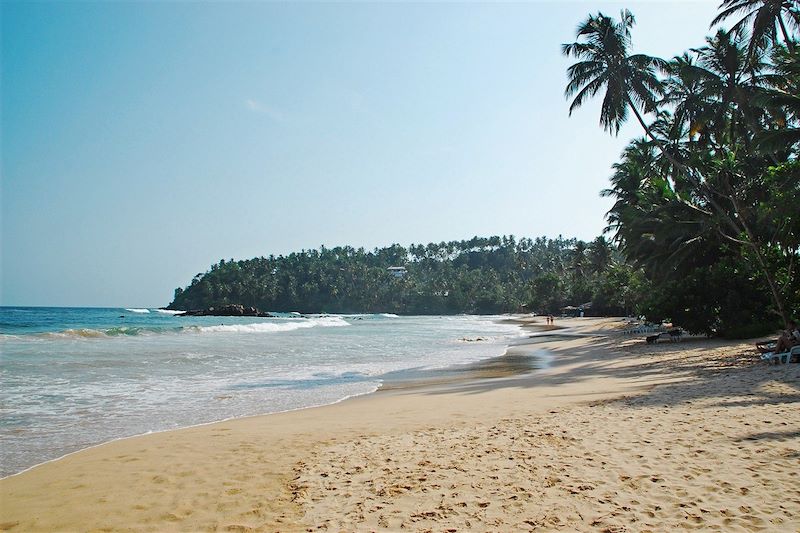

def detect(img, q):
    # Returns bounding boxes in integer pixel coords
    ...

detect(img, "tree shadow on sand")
[415,333,800,443]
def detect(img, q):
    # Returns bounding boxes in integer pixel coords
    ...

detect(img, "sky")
[2,1,723,307]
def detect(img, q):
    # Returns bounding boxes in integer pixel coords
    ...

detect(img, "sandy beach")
[1,317,798,532]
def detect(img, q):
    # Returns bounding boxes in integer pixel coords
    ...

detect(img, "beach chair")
[667,328,683,342]
[761,344,800,365]
[645,328,683,344]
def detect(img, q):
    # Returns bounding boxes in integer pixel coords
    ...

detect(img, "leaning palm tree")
[712,0,799,57]
[562,11,668,138]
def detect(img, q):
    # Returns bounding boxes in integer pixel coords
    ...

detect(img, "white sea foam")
[155,309,183,315]
[1,310,528,477]
[195,316,350,333]
[337,313,399,319]
[125,308,150,314]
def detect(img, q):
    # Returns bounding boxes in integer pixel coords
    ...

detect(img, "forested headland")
[168,236,633,318]
[170,1,799,338]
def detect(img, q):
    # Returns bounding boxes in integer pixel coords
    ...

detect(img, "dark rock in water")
[178,304,273,317]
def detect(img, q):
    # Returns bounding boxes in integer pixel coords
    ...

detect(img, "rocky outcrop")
[178,304,273,317]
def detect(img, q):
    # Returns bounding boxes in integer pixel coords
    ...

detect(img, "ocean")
[0,307,525,477]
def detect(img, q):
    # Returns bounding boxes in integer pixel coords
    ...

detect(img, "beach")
[1,317,798,531]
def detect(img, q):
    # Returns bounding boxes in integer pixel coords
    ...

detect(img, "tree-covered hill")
[167,235,632,316]
[172,2,800,338]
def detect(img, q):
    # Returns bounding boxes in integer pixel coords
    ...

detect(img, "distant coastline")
[167,235,625,318]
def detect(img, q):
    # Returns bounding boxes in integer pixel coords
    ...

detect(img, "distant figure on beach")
[757,320,800,353]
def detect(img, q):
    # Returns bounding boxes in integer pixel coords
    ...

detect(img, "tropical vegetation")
[170,2,798,338]
[563,1,799,336]
[168,236,637,316]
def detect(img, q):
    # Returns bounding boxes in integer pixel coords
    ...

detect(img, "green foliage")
[638,254,777,337]
[566,5,800,336]
[167,236,639,316]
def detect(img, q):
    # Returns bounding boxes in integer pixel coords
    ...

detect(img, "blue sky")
[2,1,721,307]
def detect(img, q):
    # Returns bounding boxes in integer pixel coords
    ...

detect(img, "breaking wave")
[193,316,350,333]
[45,327,153,339]
[29,317,351,340]
[124,308,150,314]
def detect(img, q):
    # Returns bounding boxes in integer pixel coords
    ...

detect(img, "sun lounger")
[625,324,664,335]
[761,344,800,365]
[645,329,683,344]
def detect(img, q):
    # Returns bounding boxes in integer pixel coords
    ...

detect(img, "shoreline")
[0,315,528,480]
[2,317,798,531]
[0,383,387,483]
[0,315,519,479]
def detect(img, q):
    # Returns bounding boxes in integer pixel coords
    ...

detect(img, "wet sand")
[1,317,798,531]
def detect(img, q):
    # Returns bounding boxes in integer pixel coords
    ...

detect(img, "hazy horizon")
[3,1,721,307]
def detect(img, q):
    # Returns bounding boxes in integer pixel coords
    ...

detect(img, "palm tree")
[755,45,800,150]
[661,53,715,144]
[563,10,706,178]
[691,30,773,147]
[569,241,589,278]
[562,11,668,138]
[754,92,800,149]
[602,138,657,204]
[566,10,795,325]
[587,236,613,274]
[712,0,799,57]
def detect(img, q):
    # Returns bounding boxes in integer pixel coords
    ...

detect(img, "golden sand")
[1,317,798,531]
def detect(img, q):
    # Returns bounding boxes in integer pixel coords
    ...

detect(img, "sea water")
[0,307,525,477]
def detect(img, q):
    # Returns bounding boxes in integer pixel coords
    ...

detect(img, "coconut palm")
[754,91,800,149]
[566,9,796,326]
[602,137,660,238]
[689,31,761,142]
[712,0,799,57]
[569,241,589,278]
[562,10,668,138]
[661,53,721,147]
[587,236,614,274]
[755,45,800,150]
